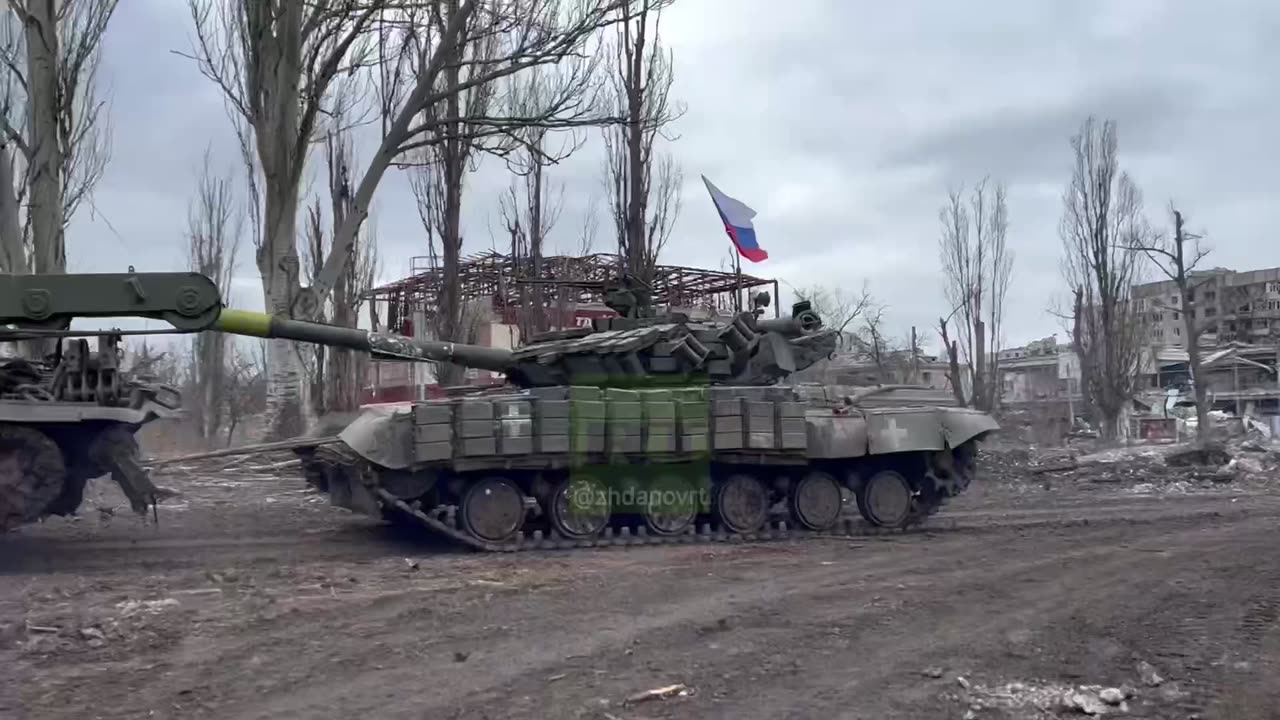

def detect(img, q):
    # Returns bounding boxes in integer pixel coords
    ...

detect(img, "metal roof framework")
[365,250,777,325]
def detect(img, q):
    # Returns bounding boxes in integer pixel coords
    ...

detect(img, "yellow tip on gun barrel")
[213,309,276,338]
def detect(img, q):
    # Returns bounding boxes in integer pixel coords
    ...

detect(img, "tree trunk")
[25,0,64,276]
[0,146,23,272]
[22,1,65,359]
[972,318,988,410]
[435,27,468,388]
[938,318,968,406]
[260,184,305,440]
[1186,324,1210,444]
[624,8,649,284]
[529,146,545,334]
[1100,412,1120,442]
[324,278,358,413]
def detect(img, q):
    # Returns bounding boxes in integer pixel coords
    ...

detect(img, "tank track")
[318,443,949,554]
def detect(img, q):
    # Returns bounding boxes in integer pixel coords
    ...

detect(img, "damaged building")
[790,347,970,398]
[998,265,1280,438]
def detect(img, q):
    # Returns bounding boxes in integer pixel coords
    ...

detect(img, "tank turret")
[211,280,839,389]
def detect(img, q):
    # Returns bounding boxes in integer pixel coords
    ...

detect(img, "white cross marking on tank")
[880,418,908,450]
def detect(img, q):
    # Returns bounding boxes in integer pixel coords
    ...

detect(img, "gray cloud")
[64,0,1280,353]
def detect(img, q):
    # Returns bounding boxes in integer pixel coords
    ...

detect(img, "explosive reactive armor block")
[409,385,810,464]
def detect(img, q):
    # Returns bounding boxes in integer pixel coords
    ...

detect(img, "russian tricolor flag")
[702,175,768,263]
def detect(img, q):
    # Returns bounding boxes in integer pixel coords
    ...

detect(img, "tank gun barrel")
[213,310,515,373]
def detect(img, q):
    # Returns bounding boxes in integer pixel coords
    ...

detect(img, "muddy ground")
[3,450,1280,720]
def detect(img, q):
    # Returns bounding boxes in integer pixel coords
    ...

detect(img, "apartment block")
[1132,266,1280,347]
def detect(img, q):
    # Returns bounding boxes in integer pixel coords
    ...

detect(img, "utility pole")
[910,326,920,384]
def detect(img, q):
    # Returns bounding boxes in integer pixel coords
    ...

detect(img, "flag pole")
[734,246,742,312]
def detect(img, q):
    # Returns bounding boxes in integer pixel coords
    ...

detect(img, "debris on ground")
[1137,660,1164,687]
[980,435,1279,493]
[1098,687,1126,705]
[1166,443,1232,467]
[624,684,693,705]
[949,679,1135,717]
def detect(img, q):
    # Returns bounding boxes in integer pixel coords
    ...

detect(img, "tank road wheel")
[790,470,843,531]
[0,426,66,532]
[857,470,914,528]
[459,477,526,544]
[714,473,770,534]
[641,473,699,536]
[548,475,612,539]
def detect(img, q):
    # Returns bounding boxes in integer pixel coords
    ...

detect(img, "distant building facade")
[1133,266,1280,347]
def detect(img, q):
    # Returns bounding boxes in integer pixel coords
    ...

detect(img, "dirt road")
[3,467,1280,719]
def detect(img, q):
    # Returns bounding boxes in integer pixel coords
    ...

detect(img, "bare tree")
[851,305,913,384]
[188,1,630,428]
[1060,116,1150,441]
[300,124,379,415]
[127,339,185,388]
[184,0,382,439]
[499,74,580,337]
[602,0,681,285]
[301,0,627,324]
[0,2,114,322]
[223,342,268,447]
[937,177,1013,411]
[1127,206,1214,443]
[185,148,242,442]
[936,315,967,407]
[402,1,503,385]
[793,283,873,349]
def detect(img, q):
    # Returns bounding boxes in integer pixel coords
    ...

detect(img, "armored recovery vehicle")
[0,271,999,552]
[0,272,196,531]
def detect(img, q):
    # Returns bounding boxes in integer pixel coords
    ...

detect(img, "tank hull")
[293,383,999,551]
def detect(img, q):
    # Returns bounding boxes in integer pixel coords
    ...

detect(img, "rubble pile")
[979,435,1280,491]
[942,660,1189,718]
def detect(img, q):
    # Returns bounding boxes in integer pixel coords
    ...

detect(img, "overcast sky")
[68,0,1280,352]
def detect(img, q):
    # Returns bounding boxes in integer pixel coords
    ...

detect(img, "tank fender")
[803,413,869,459]
[939,408,1001,447]
[337,405,415,470]
[864,408,948,454]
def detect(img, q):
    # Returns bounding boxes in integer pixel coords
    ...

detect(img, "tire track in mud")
[2,491,1270,576]
[76,511,1276,719]
[437,512,1280,720]
[10,493,1280,720]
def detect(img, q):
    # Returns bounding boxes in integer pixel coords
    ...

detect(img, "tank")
[269,281,1000,552]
